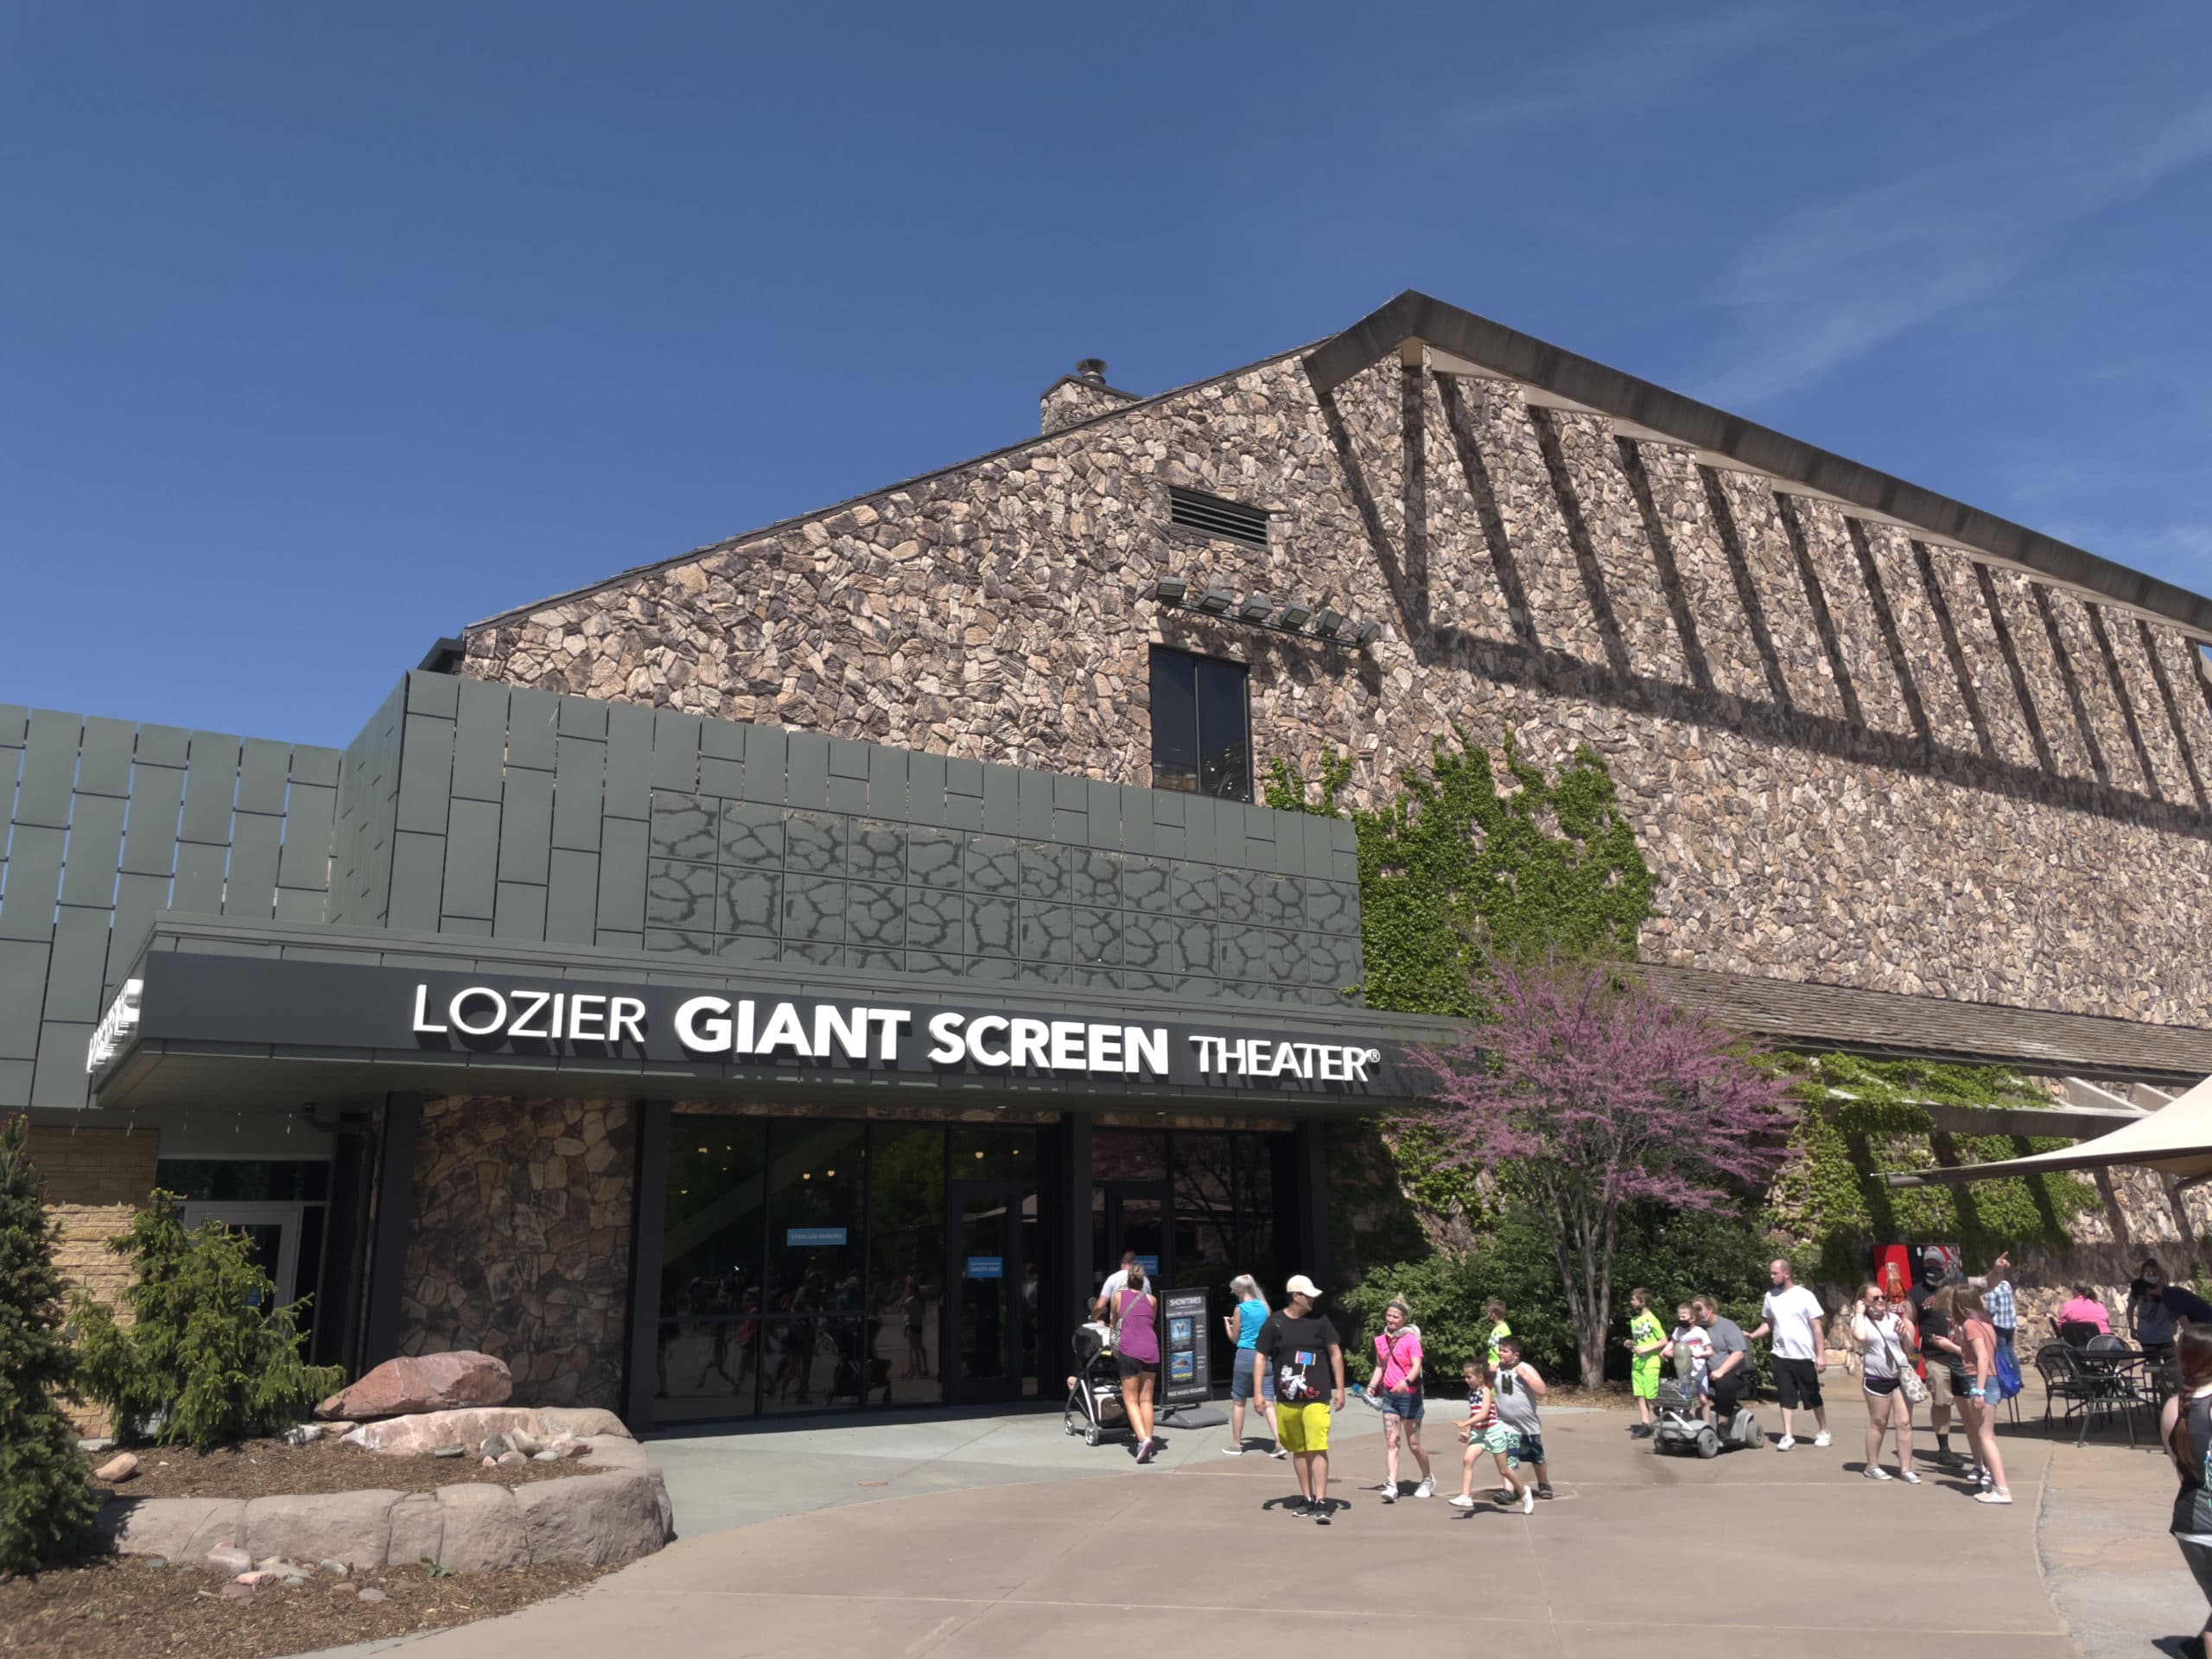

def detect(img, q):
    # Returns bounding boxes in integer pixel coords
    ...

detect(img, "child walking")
[1442,1362,1530,1522]
[1492,1335,1554,1504]
[1625,1287,1667,1440]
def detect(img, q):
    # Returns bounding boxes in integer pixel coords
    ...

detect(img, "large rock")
[343,1406,628,1454]
[434,1484,528,1573]
[317,1351,512,1421]
[512,1456,672,1567]
[243,1490,403,1567]
[99,1496,244,1562]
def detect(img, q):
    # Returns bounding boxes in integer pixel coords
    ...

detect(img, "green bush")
[0,1116,99,1573]
[72,1192,343,1451]
[1340,1206,1777,1395]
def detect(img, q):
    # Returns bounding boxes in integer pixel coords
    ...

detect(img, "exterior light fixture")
[1197,586,1234,614]
[1312,608,1344,638]
[1353,620,1382,646]
[1236,593,1274,623]
[1152,575,1187,602]
[1279,599,1313,628]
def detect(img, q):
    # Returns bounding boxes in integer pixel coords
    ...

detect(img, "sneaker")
[1898,1470,1922,1484]
[1491,1488,1516,1503]
[1628,1424,1653,1440]
[1290,1498,1314,1516]
[1135,1440,1154,1465]
[1776,1435,1796,1452]
[1414,1478,1434,1499]
[1221,1446,1245,1458]
[1380,1485,1395,1503]
[1535,1484,1555,1500]
[1974,1489,2012,1505]
[1314,1501,1332,1525]
[1864,1465,1892,1481]
[1448,1494,1477,1510]
[1813,1431,1832,1448]
[1269,1447,1288,1460]
[1519,1485,1535,1515]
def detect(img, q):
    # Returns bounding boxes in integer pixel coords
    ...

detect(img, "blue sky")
[5,2,2210,747]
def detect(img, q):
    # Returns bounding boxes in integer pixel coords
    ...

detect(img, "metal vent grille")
[1168,486,1269,547]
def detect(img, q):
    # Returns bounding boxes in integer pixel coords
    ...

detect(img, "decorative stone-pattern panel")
[400,1098,633,1410]
[463,341,2212,1034]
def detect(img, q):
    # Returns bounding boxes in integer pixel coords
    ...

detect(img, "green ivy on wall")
[1269,731,2107,1294]
[1264,728,1653,1017]
[1767,1052,2102,1282]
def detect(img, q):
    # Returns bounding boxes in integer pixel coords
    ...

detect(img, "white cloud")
[1696,97,2212,407]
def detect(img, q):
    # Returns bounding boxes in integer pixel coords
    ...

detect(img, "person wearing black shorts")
[1751,1260,1831,1451]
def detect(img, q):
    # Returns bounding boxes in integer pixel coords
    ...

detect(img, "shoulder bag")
[1886,1326,1929,1405]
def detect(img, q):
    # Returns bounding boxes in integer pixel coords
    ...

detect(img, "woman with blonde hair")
[1850,1282,1921,1483]
[1368,1296,1434,1501]
[1935,1284,2012,1504]
[1221,1274,1282,1457]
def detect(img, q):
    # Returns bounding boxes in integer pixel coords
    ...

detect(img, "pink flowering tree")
[1419,960,1795,1388]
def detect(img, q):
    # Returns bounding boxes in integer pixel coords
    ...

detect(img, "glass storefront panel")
[762,1122,865,1415]
[950,1125,1035,1183]
[868,1124,944,1407]
[660,1119,768,1421]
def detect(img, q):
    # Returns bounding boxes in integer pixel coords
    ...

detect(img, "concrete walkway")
[333,1394,2201,1659]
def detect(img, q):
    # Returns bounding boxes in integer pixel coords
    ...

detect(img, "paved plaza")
[331,1389,2197,1659]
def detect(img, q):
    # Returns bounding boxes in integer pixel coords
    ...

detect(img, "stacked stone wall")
[399,1098,634,1410]
[29,1124,159,1432]
[464,344,2212,1031]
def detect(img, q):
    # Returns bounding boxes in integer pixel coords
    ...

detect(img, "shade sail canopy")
[1885,1072,2212,1187]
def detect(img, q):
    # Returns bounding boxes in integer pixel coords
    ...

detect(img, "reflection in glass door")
[948,1180,1034,1404]
[180,1204,301,1307]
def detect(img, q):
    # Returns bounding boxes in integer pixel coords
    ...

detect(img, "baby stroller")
[1062,1323,1131,1447]
[1652,1347,1765,1459]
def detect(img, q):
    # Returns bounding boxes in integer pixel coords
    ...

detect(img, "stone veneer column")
[28,1125,160,1433]
[399,1096,635,1409]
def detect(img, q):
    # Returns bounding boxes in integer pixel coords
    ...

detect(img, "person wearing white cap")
[1256,1274,1345,1522]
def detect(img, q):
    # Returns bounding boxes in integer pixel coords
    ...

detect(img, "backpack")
[1991,1339,2023,1402]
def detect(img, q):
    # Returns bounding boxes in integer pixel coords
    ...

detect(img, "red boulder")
[315,1351,513,1421]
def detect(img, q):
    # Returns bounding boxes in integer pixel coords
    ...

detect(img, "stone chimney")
[1040,358,1139,435]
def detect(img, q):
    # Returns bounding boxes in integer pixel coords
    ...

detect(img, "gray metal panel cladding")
[0,708,341,1111]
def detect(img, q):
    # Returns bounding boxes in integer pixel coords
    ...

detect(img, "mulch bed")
[0,1554,607,1659]
[102,1436,599,1501]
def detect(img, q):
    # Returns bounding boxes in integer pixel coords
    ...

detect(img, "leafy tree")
[0,1116,98,1573]
[1421,958,1793,1387]
[73,1192,342,1451]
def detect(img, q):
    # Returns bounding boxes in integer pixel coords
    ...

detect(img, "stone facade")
[462,338,2212,1034]
[398,1098,634,1409]
[29,1124,160,1433]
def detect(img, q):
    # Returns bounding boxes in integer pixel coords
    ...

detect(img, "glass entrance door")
[1098,1181,1170,1306]
[947,1179,1034,1404]
[180,1203,302,1306]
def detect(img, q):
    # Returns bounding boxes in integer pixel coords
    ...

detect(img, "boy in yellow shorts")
[1255,1274,1345,1523]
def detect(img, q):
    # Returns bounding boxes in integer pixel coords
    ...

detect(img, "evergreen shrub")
[0,1116,99,1573]
[73,1192,343,1451]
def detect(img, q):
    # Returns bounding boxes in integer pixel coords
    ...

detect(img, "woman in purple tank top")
[1113,1266,1162,1463]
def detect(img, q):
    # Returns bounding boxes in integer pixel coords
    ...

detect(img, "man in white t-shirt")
[1092,1251,1138,1324]
[1749,1259,1830,1451]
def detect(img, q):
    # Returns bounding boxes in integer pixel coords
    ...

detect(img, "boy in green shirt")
[1485,1299,1512,1369]
[1624,1287,1666,1440]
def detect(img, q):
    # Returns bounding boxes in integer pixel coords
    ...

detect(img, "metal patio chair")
[2035,1341,2139,1447]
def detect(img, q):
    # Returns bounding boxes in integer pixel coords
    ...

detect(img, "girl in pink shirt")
[1367,1298,1433,1501]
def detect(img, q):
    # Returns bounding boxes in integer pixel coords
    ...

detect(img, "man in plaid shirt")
[1980,1253,2017,1366]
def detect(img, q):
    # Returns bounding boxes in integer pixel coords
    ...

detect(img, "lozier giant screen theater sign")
[407,978,1392,1087]
[91,952,1421,1097]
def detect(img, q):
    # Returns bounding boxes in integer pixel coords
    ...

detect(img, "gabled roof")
[1307,290,2212,641]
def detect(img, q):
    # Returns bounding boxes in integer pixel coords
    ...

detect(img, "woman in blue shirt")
[1223,1274,1283,1457]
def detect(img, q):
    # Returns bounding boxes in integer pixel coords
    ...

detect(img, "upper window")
[1149,645,1250,801]
[1168,486,1269,547]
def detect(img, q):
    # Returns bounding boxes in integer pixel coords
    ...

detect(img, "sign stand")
[1155,1286,1223,1428]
